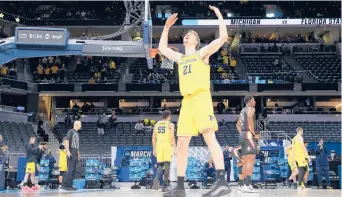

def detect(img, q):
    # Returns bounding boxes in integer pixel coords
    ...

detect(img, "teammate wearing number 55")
[152,110,176,192]
[159,5,230,197]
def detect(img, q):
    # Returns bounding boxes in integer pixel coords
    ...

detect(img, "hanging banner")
[182,18,341,26]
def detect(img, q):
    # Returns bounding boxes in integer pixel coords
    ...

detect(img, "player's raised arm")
[158,13,182,62]
[199,6,228,59]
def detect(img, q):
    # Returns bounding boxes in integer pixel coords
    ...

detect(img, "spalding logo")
[102,46,123,52]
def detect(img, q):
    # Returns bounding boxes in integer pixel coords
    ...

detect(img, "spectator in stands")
[44,66,51,80]
[1,64,8,75]
[133,106,140,114]
[89,77,95,84]
[9,65,17,77]
[48,56,54,67]
[217,101,225,114]
[143,106,149,112]
[135,120,145,135]
[109,59,116,75]
[162,104,168,112]
[38,127,49,142]
[37,112,45,128]
[328,150,339,161]
[0,144,9,168]
[72,102,80,114]
[89,102,95,112]
[203,158,216,187]
[51,64,59,80]
[101,66,108,81]
[37,63,44,80]
[64,114,72,131]
[109,110,118,133]
[60,64,66,81]
[223,145,232,183]
[81,102,90,113]
[97,113,108,135]
[222,55,228,67]
[94,70,101,82]
[315,139,332,189]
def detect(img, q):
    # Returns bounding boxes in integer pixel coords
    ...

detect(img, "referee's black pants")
[62,153,78,188]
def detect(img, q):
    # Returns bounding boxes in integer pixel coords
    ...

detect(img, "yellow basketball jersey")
[155,120,171,144]
[292,135,305,159]
[59,149,67,170]
[178,52,210,95]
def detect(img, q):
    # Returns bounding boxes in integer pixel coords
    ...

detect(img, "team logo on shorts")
[246,146,251,151]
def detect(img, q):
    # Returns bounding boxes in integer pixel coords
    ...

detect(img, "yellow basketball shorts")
[59,163,68,172]
[177,91,218,136]
[25,162,36,174]
[295,156,308,168]
[288,159,297,171]
[156,144,173,163]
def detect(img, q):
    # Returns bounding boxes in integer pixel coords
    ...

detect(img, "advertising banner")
[82,44,144,56]
[112,146,153,182]
[15,27,68,47]
[182,18,341,26]
[111,146,234,182]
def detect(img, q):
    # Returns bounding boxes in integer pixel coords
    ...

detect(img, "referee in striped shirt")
[61,121,82,191]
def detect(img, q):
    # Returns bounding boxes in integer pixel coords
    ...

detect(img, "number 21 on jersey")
[158,126,166,133]
[183,65,192,75]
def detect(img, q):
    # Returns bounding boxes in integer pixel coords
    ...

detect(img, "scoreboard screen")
[15,27,68,47]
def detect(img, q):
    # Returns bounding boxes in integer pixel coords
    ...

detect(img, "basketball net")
[160,47,178,70]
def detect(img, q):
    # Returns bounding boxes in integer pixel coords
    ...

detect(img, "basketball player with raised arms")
[236,95,259,193]
[158,6,231,197]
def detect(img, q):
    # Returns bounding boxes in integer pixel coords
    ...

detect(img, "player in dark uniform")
[236,95,258,193]
[232,146,244,191]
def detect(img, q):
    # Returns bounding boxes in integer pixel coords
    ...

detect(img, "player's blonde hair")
[187,30,200,50]
[296,127,303,133]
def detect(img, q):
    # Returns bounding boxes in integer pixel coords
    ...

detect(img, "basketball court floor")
[0,185,341,197]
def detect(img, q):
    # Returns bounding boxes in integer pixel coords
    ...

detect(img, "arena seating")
[130,58,177,84]
[30,56,123,84]
[131,50,239,84]
[295,55,341,83]
[53,121,240,155]
[0,121,36,152]
[267,121,341,142]
[241,55,298,83]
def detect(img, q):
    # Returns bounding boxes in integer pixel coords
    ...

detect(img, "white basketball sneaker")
[248,185,259,193]
[237,185,243,192]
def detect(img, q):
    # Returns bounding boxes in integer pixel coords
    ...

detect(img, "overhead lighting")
[227,13,233,17]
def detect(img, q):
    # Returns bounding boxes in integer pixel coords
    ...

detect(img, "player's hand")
[209,6,223,18]
[306,156,311,163]
[153,149,157,157]
[165,13,178,28]
[67,151,72,158]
